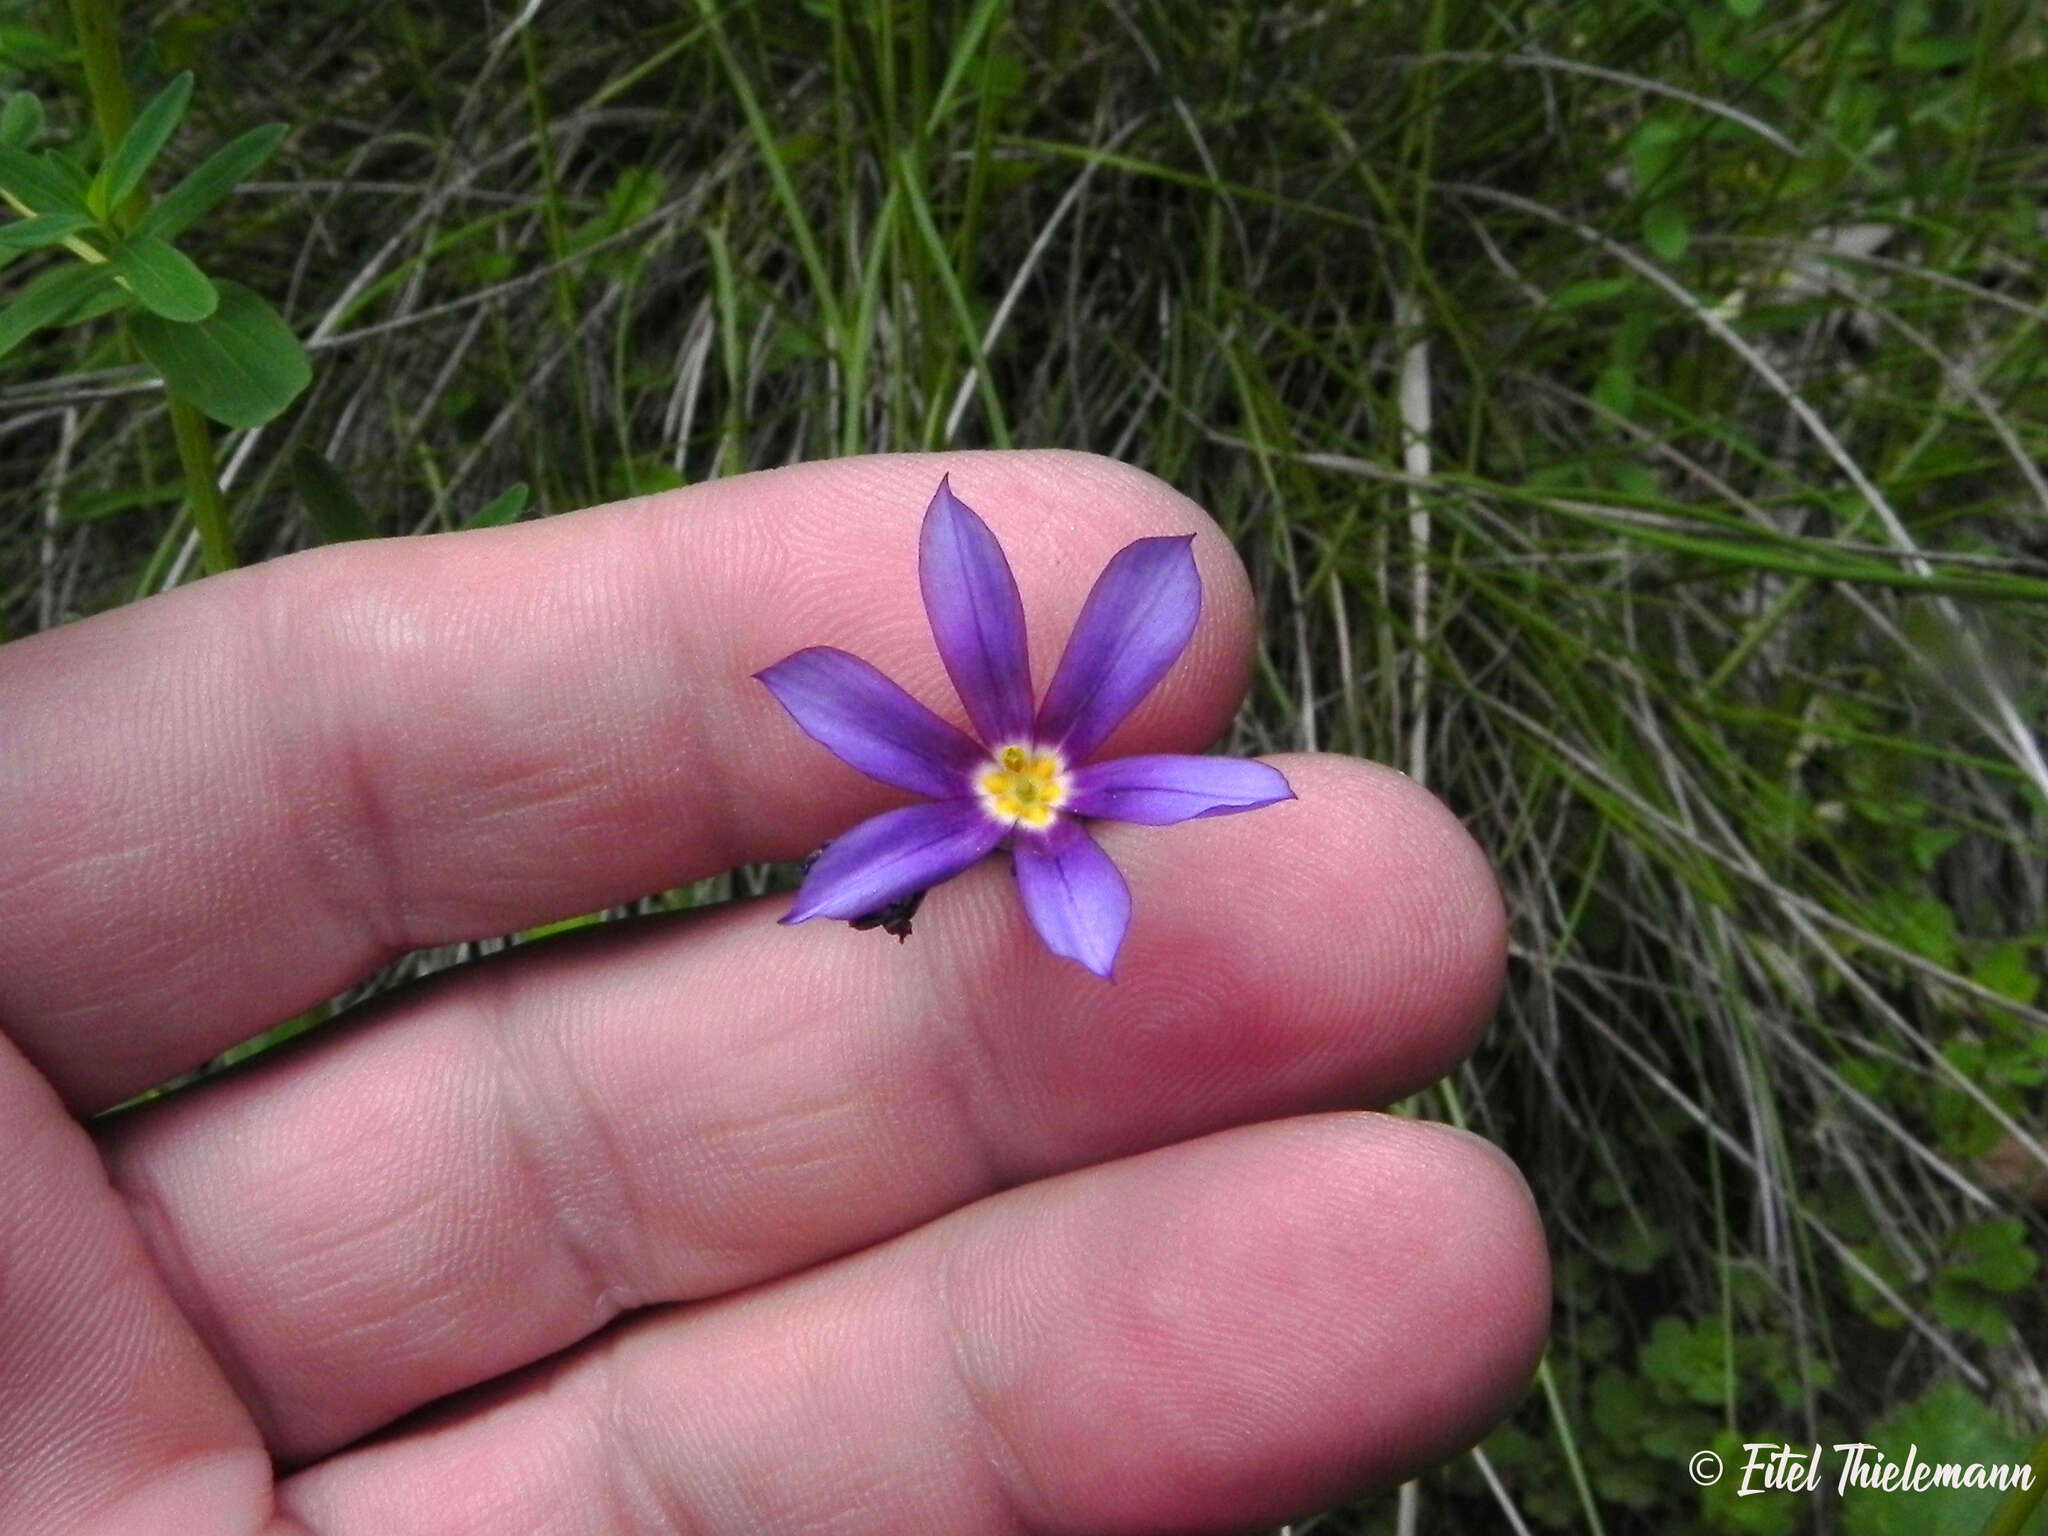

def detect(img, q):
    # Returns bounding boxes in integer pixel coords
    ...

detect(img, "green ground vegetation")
[2,1,2045,1531]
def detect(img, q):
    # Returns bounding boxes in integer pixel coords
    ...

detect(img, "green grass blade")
[686,0,842,355]
[895,146,1008,448]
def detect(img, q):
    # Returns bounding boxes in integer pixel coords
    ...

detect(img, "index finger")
[0,453,1254,1111]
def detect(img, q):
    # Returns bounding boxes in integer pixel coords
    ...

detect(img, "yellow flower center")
[978,743,1070,831]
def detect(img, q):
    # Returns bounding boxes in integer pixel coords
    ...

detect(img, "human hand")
[0,453,1547,1535]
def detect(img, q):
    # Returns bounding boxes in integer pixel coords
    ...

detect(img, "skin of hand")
[0,451,1549,1536]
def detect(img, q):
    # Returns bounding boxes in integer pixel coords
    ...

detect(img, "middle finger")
[103,754,1503,1462]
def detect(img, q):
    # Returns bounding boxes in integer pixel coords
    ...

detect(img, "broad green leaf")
[0,141,87,214]
[292,448,376,542]
[140,123,287,242]
[469,481,530,527]
[96,71,193,214]
[0,260,114,358]
[1724,0,1762,13]
[132,279,309,428]
[1841,1382,2043,1536]
[0,209,89,249]
[105,233,218,320]
[0,91,43,148]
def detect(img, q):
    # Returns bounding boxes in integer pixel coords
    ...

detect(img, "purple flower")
[756,477,1294,978]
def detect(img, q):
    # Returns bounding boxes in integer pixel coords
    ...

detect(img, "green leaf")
[1841,1382,2043,1536]
[1644,202,1691,261]
[42,150,91,202]
[0,141,88,214]
[1973,941,2040,1006]
[139,122,287,242]
[0,91,43,148]
[292,448,376,542]
[1871,891,1959,967]
[1593,362,1637,416]
[469,481,530,527]
[105,233,217,320]
[1700,1428,1801,1536]
[0,27,69,68]
[0,260,114,358]
[1640,1315,1729,1407]
[1724,0,1762,14]
[1551,276,1636,311]
[1628,117,1685,192]
[0,209,89,249]
[1948,1219,2037,1293]
[64,280,134,326]
[132,279,310,428]
[62,480,185,524]
[1893,36,1976,71]
[95,71,193,213]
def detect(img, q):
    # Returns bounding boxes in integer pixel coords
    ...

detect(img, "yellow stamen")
[978,743,1070,831]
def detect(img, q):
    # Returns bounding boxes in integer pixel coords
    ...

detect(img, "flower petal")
[1067,754,1295,825]
[919,477,1033,747]
[1012,818,1131,979]
[756,646,984,799]
[783,799,1004,925]
[1033,535,1200,763]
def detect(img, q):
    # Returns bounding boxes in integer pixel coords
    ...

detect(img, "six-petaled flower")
[756,477,1294,978]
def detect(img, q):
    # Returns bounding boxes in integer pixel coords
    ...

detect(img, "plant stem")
[170,397,232,575]
[66,0,132,158]
[67,0,235,573]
